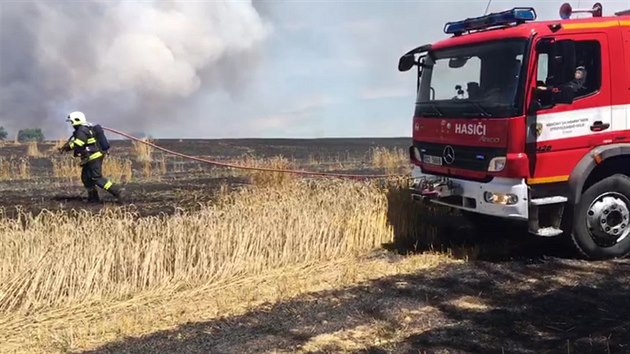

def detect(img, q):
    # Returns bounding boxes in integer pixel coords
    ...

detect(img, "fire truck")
[399,3,630,259]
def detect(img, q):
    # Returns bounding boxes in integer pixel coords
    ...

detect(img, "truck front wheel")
[572,174,630,259]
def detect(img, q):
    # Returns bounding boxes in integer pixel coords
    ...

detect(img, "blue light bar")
[444,7,537,35]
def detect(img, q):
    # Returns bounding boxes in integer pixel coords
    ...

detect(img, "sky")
[1,0,629,139]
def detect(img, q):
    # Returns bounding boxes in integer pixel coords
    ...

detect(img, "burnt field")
[0,137,408,217]
[1,138,629,354]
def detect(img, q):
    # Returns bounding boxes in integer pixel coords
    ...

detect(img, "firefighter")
[566,65,587,93]
[536,66,587,98]
[59,111,124,203]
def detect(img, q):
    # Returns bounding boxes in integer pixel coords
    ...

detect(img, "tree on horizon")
[17,128,45,142]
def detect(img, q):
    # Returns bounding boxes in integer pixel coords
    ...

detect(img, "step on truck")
[399,3,630,259]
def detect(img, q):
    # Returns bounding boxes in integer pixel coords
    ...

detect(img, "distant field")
[0,138,629,354]
[0,138,410,216]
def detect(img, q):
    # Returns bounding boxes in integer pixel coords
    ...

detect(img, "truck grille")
[414,142,507,172]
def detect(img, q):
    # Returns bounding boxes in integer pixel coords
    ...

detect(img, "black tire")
[571,174,630,259]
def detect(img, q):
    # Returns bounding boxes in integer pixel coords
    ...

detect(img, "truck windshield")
[416,39,528,118]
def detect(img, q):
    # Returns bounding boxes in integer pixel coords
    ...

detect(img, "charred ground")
[0,138,406,217]
[84,255,630,354]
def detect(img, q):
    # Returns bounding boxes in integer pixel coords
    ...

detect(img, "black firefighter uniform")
[60,125,123,203]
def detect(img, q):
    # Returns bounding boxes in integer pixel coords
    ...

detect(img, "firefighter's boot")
[107,183,124,203]
[87,188,101,203]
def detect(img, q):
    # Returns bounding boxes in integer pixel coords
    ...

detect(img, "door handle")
[590,121,610,132]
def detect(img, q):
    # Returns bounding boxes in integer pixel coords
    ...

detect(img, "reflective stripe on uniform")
[103,181,113,190]
[73,139,85,147]
[87,137,97,144]
[88,151,103,161]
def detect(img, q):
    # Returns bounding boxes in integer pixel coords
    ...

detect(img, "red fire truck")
[399,3,630,259]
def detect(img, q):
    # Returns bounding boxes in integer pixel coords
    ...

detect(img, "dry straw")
[0,178,402,315]
[103,156,133,182]
[370,147,409,175]
[50,157,76,180]
[25,141,42,158]
[51,156,132,182]
[241,154,296,186]
[132,138,153,162]
[0,157,31,180]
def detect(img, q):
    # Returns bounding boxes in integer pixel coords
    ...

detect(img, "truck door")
[527,32,611,183]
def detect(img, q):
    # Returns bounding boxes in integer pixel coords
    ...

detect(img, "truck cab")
[399,3,630,259]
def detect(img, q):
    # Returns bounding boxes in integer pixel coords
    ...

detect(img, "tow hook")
[411,177,458,199]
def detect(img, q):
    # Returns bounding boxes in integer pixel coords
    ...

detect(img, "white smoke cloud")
[0,0,271,138]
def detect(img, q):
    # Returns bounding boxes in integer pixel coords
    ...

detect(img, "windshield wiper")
[418,102,444,117]
[465,101,492,117]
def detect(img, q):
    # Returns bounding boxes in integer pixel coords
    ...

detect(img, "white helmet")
[66,111,87,126]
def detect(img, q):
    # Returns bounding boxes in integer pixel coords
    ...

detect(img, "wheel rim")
[586,192,630,247]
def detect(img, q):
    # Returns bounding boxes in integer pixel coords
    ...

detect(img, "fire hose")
[102,127,406,180]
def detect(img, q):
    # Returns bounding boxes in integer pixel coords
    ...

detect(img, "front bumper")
[410,166,528,221]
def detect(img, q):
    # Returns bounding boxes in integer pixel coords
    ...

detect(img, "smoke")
[0,0,271,138]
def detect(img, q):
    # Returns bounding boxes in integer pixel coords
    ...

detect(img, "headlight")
[411,146,422,162]
[483,191,518,205]
[488,157,506,172]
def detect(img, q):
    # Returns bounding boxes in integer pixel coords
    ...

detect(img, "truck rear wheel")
[572,174,630,259]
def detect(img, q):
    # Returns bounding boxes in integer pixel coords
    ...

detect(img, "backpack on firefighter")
[91,124,111,152]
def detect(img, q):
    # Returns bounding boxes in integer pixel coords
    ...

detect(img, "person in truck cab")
[536,65,587,102]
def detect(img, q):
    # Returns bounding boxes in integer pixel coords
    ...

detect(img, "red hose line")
[103,127,404,180]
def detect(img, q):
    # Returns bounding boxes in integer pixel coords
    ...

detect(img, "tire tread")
[570,174,630,260]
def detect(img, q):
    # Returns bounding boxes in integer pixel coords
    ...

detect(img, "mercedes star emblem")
[443,145,455,165]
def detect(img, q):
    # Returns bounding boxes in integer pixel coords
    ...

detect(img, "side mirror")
[398,54,416,72]
[531,38,576,112]
[536,38,553,52]
[535,38,576,86]
[529,87,546,114]
[548,39,576,85]
[448,56,469,68]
